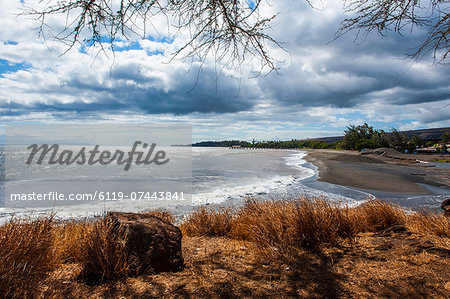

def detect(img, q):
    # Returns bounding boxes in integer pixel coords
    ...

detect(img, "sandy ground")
[41,233,450,298]
[304,149,450,195]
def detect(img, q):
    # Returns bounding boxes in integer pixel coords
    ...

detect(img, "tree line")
[193,124,450,153]
[341,124,449,152]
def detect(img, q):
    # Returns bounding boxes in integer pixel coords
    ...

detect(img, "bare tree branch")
[22,0,449,70]
[24,0,286,74]
[336,0,449,64]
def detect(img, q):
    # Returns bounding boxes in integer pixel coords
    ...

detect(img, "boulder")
[441,199,450,216]
[109,212,184,275]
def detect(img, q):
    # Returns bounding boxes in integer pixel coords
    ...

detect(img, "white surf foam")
[192,150,316,205]
[192,175,298,205]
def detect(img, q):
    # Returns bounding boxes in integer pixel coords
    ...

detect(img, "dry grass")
[407,211,450,246]
[356,199,406,231]
[0,199,448,298]
[0,215,130,297]
[0,217,56,298]
[40,234,450,298]
[77,216,129,284]
[182,198,444,262]
[180,207,234,237]
[232,198,361,251]
[54,220,94,263]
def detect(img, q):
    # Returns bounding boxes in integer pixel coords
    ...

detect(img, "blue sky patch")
[146,36,174,44]
[0,59,30,77]
[78,35,174,54]
[114,41,143,52]
[248,0,256,10]
[4,41,18,45]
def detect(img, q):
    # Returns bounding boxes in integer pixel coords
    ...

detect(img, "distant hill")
[311,127,450,144]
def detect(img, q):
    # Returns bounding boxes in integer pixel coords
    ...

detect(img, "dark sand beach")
[304,149,450,195]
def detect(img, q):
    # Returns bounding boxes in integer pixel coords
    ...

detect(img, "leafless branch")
[23,0,287,74]
[336,0,449,64]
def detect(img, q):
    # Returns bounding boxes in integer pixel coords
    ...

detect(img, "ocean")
[0,147,448,221]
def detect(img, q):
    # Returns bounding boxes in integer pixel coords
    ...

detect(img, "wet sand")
[304,149,450,195]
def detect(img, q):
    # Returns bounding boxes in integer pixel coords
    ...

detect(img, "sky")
[0,0,449,143]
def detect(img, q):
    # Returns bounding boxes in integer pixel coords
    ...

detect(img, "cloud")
[0,0,448,141]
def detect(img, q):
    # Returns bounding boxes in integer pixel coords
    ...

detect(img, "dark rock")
[442,199,450,216]
[109,212,184,275]
[361,148,416,163]
[441,199,450,211]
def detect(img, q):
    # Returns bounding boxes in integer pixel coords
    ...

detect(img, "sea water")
[0,147,447,221]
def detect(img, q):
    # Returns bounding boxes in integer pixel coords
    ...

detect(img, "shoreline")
[303,149,450,196]
[1,148,448,221]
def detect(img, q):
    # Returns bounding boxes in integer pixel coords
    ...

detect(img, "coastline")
[2,148,448,222]
[304,149,450,196]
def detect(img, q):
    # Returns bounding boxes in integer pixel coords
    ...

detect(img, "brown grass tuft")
[356,199,406,231]
[142,210,176,224]
[77,217,128,284]
[180,207,234,237]
[407,211,450,238]
[0,217,56,298]
[53,220,94,263]
[230,198,360,259]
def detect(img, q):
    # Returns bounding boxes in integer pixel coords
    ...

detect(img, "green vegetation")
[341,124,435,152]
[342,125,449,152]
[341,123,389,150]
[193,139,339,149]
[442,132,450,143]
[193,125,449,153]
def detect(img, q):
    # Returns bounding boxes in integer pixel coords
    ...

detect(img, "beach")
[2,147,449,221]
[304,149,450,196]
[2,149,450,298]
